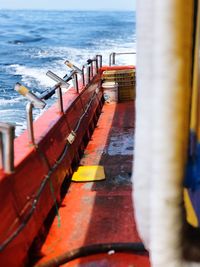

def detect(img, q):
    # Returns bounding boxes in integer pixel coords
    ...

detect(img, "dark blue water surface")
[0,10,135,135]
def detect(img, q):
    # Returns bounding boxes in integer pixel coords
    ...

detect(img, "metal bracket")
[64,60,82,75]
[46,70,70,88]
[15,83,46,109]
[66,131,76,144]
[15,83,46,145]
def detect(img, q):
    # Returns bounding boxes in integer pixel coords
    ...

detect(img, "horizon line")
[0,8,135,12]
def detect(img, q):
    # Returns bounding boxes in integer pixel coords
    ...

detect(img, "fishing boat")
[1,1,200,266]
[0,52,149,267]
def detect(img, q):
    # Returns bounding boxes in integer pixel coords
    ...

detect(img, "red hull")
[0,66,148,267]
[0,76,103,266]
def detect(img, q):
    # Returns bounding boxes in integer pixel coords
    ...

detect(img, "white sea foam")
[3,45,136,136]
[0,96,23,105]
[5,46,136,92]
[0,109,25,136]
[7,64,56,89]
[0,10,135,137]
[30,45,136,67]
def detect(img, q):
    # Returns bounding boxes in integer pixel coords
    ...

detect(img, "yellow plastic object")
[15,83,29,96]
[72,166,105,182]
[184,189,198,227]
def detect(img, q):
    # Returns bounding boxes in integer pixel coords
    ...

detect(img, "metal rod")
[26,102,35,145]
[73,73,79,93]
[43,70,71,100]
[87,66,91,84]
[4,126,15,173]
[96,55,102,69]
[109,52,116,66]
[47,71,64,84]
[15,83,46,109]
[114,52,136,55]
[40,84,58,100]
[96,57,99,73]
[109,54,112,66]
[109,52,136,66]
[95,57,98,74]
[90,61,94,78]
[82,66,85,86]
[112,52,116,65]
[0,122,15,174]
[46,71,69,87]
[64,60,82,74]
[57,86,64,113]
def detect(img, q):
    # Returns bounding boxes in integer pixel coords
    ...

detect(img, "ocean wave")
[0,104,45,136]
[30,45,136,66]
[6,64,56,89]
[5,45,135,91]
[8,37,45,45]
[0,109,26,136]
[0,10,135,136]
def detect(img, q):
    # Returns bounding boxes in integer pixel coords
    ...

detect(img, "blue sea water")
[0,10,136,135]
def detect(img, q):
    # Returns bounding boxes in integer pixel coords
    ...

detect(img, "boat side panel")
[0,80,103,267]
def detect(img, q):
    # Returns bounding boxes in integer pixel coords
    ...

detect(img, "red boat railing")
[0,54,103,174]
[0,52,132,174]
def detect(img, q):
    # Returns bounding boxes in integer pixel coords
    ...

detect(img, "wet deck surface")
[34,101,150,267]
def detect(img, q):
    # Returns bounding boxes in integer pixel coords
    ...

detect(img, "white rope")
[133,0,199,266]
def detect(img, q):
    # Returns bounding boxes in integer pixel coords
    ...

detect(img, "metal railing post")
[73,73,79,93]
[87,66,91,84]
[90,61,94,78]
[109,52,116,66]
[57,86,64,113]
[96,55,102,69]
[109,52,136,66]
[26,102,35,145]
[0,122,15,174]
[109,53,112,66]
[95,56,100,74]
[112,52,116,65]
[82,66,85,86]
[95,57,98,74]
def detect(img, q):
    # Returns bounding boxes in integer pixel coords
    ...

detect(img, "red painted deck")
[33,101,150,267]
